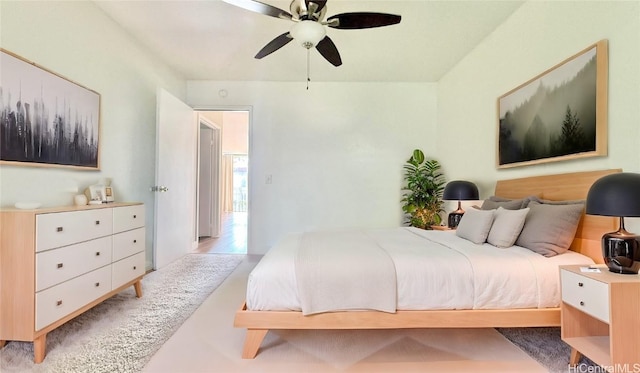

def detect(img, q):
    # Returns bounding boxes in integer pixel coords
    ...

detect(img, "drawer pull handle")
[133,266,137,270]
[95,220,100,225]
[57,263,64,269]
[56,227,63,232]
[56,300,63,306]
[95,282,100,287]
[96,252,101,256]
[578,282,583,287]
[133,239,137,244]
[580,301,585,306]
[133,214,137,219]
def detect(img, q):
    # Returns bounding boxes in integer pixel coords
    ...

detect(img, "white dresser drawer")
[112,252,145,290]
[36,209,113,252]
[36,236,112,291]
[113,205,145,234]
[561,269,610,322]
[113,228,145,262]
[35,265,111,331]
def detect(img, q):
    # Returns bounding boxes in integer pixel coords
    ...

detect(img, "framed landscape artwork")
[496,40,608,169]
[0,49,101,169]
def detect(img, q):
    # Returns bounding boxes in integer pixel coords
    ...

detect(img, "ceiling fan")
[223,0,402,67]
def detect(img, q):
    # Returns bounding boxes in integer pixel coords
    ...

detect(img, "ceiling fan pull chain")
[306,48,311,90]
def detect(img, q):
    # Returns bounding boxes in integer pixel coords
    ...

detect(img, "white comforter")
[296,230,397,315]
[246,227,594,312]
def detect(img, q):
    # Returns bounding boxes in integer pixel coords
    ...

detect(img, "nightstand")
[560,265,640,367]
[430,225,454,231]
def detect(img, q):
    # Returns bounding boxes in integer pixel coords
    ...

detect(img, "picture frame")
[496,40,608,169]
[0,49,101,169]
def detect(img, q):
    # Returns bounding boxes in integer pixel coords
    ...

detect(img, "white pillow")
[487,207,530,248]
[455,208,496,244]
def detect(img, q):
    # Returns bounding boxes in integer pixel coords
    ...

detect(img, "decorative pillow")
[455,208,496,244]
[526,196,586,206]
[481,198,524,210]
[487,207,530,248]
[515,200,585,257]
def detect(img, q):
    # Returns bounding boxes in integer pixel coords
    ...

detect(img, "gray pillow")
[526,196,586,206]
[482,195,544,210]
[455,208,496,244]
[515,200,584,257]
[481,198,524,210]
[487,207,530,248]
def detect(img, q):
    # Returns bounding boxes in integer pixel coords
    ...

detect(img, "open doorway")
[195,110,249,254]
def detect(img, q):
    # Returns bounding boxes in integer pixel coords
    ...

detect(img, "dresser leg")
[34,334,46,363]
[0,340,6,348]
[569,348,581,366]
[134,280,143,298]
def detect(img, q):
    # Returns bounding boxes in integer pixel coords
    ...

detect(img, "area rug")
[0,253,244,373]
[497,327,598,373]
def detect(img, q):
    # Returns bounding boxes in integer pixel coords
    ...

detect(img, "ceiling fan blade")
[255,32,293,59]
[327,12,401,29]
[315,36,342,66]
[223,0,293,21]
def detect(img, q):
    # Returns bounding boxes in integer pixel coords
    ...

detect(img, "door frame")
[194,106,253,253]
[196,115,222,240]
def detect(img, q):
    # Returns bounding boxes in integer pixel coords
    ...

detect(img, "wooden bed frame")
[234,169,621,359]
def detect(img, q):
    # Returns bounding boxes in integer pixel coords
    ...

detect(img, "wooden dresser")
[0,202,146,363]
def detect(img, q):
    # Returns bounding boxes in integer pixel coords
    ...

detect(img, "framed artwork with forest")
[496,40,608,169]
[0,49,101,170]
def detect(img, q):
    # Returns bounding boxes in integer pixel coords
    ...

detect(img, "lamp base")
[602,229,640,274]
[448,211,464,229]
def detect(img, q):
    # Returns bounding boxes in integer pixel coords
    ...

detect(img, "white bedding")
[246,227,595,312]
[295,230,396,315]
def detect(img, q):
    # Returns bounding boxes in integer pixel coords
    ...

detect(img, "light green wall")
[187,81,438,254]
[0,1,186,267]
[437,0,640,188]
[437,0,640,229]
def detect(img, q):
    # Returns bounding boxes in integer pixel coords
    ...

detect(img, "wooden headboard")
[494,169,621,263]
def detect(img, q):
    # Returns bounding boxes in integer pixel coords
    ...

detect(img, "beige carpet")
[143,256,546,372]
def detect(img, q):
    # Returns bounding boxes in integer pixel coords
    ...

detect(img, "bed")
[234,169,620,359]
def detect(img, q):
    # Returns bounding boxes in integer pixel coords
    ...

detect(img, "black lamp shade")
[443,181,480,201]
[443,181,479,228]
[586,172,640,274]
[586,173,640,217]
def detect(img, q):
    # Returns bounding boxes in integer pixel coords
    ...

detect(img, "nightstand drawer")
[561,269,610,322]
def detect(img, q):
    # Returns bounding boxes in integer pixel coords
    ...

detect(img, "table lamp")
[586,172,640,274]
[443,180,479,228]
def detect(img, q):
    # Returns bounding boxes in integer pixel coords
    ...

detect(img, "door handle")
[150,186,169,192]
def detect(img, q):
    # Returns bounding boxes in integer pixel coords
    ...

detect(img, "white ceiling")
[94,0,524,82]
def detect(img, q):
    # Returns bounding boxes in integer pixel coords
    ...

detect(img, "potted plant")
[401,149,446,229]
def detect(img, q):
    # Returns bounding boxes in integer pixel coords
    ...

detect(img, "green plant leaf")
[401,149,446,228]
[412,149,425,164]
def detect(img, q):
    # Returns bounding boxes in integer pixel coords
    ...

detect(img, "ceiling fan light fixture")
[290,20,326,49]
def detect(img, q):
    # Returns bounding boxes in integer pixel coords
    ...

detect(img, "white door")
[153,88,197,269]
[198,126,213,238]
[198,120,222,239]
[210,126,221,238]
